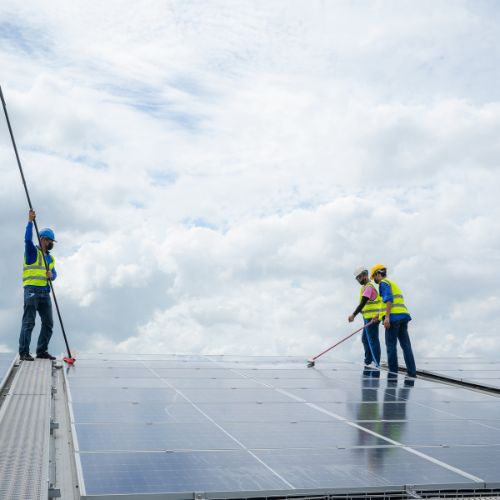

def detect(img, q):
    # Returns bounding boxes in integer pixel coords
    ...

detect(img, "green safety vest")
[23,248,54,287]
[380,278,410,317]
[359,281,384,320]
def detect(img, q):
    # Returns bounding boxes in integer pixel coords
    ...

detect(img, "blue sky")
[0,0,499,362]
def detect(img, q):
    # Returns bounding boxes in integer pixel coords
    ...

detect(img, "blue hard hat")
[39,228,56,242]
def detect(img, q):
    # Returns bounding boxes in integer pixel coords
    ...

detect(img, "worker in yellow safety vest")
[18,210,58,361]
[348,267,384,367]
[371,264,416,378]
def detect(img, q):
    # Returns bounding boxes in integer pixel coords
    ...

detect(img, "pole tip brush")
[64,356,76,365]
[307,359,315,368]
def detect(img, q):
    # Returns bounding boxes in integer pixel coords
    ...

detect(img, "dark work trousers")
[361,319,381,365]
[385,319,416,377]
[18,287,54,355]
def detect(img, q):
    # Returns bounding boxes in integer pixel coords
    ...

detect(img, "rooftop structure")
[0,353,500,500]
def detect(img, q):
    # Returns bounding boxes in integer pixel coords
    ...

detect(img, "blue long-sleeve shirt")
[379,280,411,322]
[24,222,57,290]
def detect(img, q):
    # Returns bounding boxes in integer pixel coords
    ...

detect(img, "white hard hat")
[354,267,368,278]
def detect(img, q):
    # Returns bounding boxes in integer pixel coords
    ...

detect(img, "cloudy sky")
[0,0,499,363]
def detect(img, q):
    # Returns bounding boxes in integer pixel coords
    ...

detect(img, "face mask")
[47,242,54,251]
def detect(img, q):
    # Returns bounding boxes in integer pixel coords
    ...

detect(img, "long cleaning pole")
[307,319,376,367]
[0,85,74,363]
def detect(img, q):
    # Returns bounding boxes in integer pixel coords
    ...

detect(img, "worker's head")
[39,228,56,251]
[354,267,369,285]
[370,264,387,284]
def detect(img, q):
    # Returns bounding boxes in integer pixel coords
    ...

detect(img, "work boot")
[404,377,415,387]
[36,352,56,360]
[20,352,34,361]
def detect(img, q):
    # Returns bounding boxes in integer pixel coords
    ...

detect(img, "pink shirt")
[362,286,377,301]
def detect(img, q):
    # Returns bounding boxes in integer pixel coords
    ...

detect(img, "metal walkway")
[0,359,52,500]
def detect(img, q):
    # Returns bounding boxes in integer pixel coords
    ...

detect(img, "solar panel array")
[417,357,500,391]
[65,354,500,499]
[0,352,15,391]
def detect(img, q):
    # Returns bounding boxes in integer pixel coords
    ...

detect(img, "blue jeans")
[385,319,416,377]
[361,320,381,365]
[19,287,54,355]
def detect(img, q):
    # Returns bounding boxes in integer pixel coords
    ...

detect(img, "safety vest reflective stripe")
[22,248,54,287]
[381,279,410,316]
[359,281,384,319]
[22,276,48,282]
[23,252,46,269]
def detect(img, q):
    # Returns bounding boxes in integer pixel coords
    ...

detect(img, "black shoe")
[404,378,415,387]
[36,352,56,360]
[20,353,34,361]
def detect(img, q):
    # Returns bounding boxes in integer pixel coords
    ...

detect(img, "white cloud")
[0,1,499,364]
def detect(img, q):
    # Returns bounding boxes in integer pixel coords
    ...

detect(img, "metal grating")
[0,360,53,500]
[10,359,51,395]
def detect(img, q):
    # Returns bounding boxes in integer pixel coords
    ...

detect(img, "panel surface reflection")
[66,355,499,497]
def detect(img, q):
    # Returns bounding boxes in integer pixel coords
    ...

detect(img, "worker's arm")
[24,211,37,265]
[45,255,57,281]
[349,285,379,322]
[379,281,393,329]
[384,301,393,328]
[348,296,369,322]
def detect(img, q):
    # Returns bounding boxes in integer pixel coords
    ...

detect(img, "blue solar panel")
[65,355,500,497]
[80,450,291,495]
[76,422,241,451]
[195,402,337,422]
[414,445,500,484]
[71,401,208,423]
[68,386,178,403]
[252,447,475,489]
[221,421,388,449]
[417,358,500,390]
[158,377,264,388]
[67,377,168,388]
[170,387,294,403]
[66,366,157,378]
[420,401,500,419]
[322,401,465,421]
[358,420,500,446]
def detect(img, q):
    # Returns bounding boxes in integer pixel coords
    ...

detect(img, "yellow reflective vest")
[23,248,54,287]
[380,278,410,317]
[359,281,384,320]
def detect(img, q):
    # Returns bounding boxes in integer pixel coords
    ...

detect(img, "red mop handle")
[310,319,377,362]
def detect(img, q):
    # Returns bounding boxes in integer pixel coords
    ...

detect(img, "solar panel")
[219,421,388,448]
[79,450,292,496]
[75,422,242,451]
[358,420,500,446]
[419,400,500,419]
[70,401,208,423]
[321,401,466,421]
[413,445,500,486]
[417,357,500,390]
[251,447,476,489]
[65,366,157,378]
[65,355,500,498]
